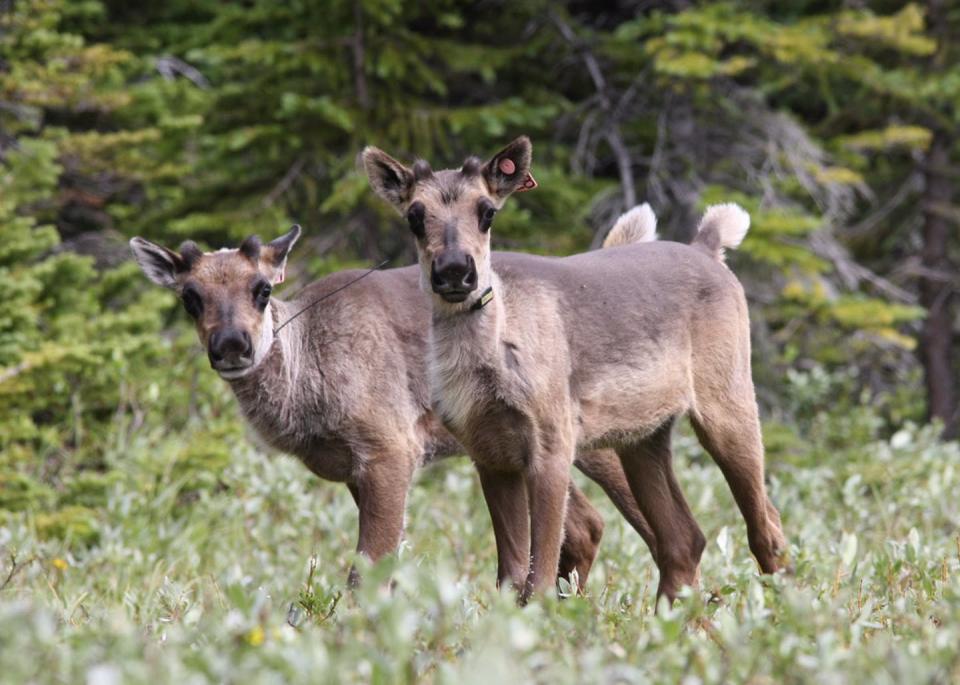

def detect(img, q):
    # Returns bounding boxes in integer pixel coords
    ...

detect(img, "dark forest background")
[2,0,958,542]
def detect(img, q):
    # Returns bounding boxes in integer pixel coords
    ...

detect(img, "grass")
[2,403,960,684]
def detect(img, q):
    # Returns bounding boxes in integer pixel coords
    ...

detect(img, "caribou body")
[363,136,788,602]
[130,209,659,588]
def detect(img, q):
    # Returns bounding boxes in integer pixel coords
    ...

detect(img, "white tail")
[602,203,658,248]
[693,203,750,261]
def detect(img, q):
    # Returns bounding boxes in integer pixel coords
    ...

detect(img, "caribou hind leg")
[575,448,658,564]
[615,418,706,603]
[558,482,605,592]
[690,400,787,574]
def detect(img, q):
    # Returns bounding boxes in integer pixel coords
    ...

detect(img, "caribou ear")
[238,235,262,262]
[361,146,416,212]
[482,136,536,202]
[130,237,188,289]
[261,224,301,285]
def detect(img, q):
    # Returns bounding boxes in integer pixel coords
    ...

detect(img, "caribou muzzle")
[208,328,253,375]
[430,251,478,302]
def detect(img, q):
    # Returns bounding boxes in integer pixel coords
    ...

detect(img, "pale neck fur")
[225,299,310,429]
[428,270,507,428]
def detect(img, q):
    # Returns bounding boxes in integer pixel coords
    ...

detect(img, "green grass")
[2,410,960,684]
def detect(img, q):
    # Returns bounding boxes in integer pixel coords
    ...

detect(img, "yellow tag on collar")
[470,286,494,312]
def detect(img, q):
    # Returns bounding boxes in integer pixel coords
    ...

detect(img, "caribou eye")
[478,200,497,232]
[253,280,272,309]
[406,201,426,239]
[181,286,203,319]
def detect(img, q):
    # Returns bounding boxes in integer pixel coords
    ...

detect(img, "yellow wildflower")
[52,558,69,571]
[246,626,265,646]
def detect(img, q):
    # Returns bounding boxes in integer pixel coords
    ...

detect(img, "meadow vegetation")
[2,373,960,682]
[2,1,959,682]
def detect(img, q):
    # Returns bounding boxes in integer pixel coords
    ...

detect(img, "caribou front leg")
[346,456,414,587]
[477,465,531,591]
[520,440,575,605]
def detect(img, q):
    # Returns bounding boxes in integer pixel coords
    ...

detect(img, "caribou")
[130,205,660,589]
[363,136,788,603]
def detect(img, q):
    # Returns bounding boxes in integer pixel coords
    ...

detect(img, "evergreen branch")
[549,9,637,249]
[810,231,918,304]
[352,1,369,109]
[263,156,307,208]
[155,55,210,90]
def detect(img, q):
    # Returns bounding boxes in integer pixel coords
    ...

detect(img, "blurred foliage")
[0,404,958,682]
[2,0,956,553]
[0,1,959,680]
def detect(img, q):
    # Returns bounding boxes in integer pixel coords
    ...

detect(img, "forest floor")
[2,409,960,684]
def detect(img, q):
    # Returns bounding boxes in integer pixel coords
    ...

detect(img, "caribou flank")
[130,209,659,589]
[363,136,788,603]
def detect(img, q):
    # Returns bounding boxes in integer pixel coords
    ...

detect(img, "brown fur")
[363,137,788,603]
[131,229,658,591]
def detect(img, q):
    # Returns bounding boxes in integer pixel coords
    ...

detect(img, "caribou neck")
[226,299,309,416]
[431,272,505,360]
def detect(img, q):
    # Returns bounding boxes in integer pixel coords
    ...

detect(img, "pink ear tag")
[497,157,536,192]
[516,172,538,192]
[276,266,285,284]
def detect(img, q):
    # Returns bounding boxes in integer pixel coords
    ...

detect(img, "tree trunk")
[918,130,957,438]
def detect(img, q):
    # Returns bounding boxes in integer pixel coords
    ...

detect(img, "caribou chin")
[217,364,254,380]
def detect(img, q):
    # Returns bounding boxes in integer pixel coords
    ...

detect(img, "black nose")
[431,252,478,294]
[208,329,252,367]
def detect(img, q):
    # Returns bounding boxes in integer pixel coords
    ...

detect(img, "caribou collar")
[470,286,494,312]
